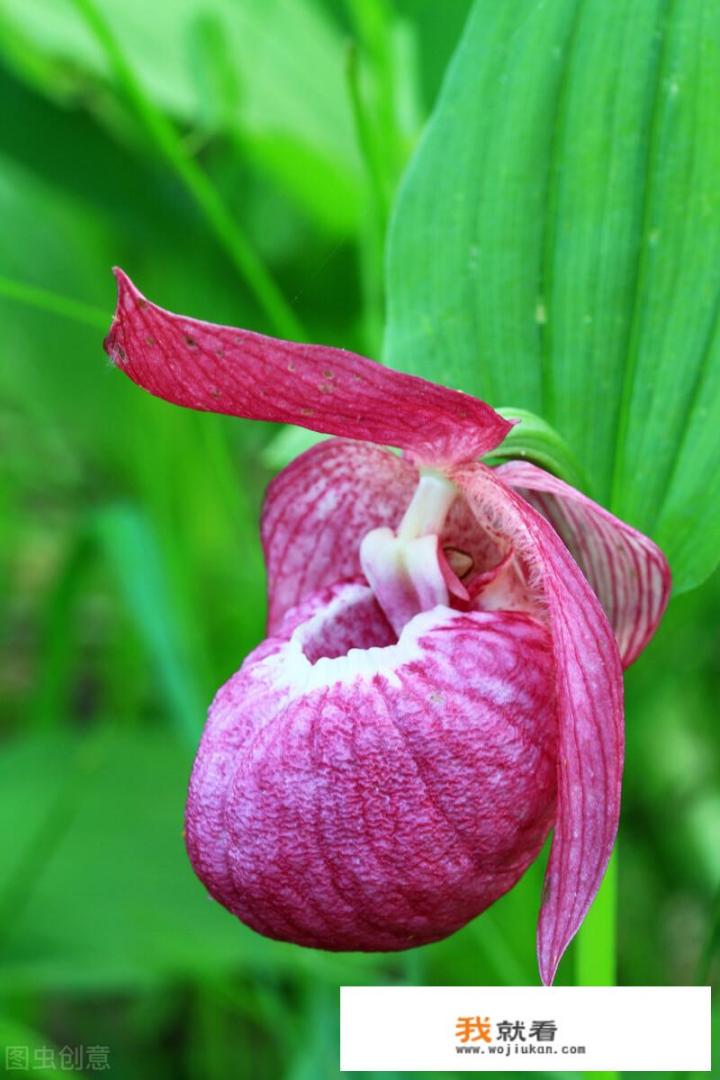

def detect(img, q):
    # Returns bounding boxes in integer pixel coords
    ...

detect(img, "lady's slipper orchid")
[105,270,670,984]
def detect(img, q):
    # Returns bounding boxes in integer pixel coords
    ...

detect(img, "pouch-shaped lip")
[185,581,558,953]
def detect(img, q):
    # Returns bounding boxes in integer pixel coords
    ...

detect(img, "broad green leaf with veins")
[385,0,720,593]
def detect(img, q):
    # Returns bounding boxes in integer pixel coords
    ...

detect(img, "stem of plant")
[70,0,304,342]
[0,275,108,329]
[345,41,387,355]
[576,847,618,1080]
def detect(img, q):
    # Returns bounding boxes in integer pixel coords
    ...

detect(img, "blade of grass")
[95,504,206,747]
[0,273,108,329]
[696,880,720,986]
[29,533,94,730]
[346,0,404,197]
[68,0,304,341]
[30,505,206,747]
[346,40,386,352]
[576,849,618,1080]
[576,849,617,984]
[0,726,113,951]
[345,41,390,234]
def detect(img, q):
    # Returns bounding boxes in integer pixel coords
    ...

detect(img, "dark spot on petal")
[323,369,334,379]
[184,335,198,349]
[288,361,296,372]
[137,298,148,309]
[115,345,126,361]
[215,347,225,358]
[210,388,221,399]
[145,335,156,346]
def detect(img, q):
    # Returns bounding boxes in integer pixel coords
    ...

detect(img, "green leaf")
[385,0,582,410]
[385,0,720,592]
[484,407,588,491]
[94,506,208,745]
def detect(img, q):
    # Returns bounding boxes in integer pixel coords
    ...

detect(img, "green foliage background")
[0,1,717,1078]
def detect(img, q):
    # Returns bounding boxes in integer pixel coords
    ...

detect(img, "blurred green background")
[0,1,717,1078]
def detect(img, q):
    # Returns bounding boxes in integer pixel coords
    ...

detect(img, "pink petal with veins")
[104,270,512,467]
[498,461,671,667]
[450,463,624,985]
[261,439,417,632]
[261,437,512,632]
[185,581,557,951]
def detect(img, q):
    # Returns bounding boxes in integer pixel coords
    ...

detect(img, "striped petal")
[261,439,418,632]
[450,462,624,986]
[497,461,671,667]
[104,270,512,467]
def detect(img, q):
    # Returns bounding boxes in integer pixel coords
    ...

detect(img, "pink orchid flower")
[105,269,670,984]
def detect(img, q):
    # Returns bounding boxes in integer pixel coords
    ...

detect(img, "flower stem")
[345,41,387,355]
[576,848,618,1080]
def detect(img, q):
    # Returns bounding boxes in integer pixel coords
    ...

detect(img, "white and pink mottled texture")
[185,583,557,951]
